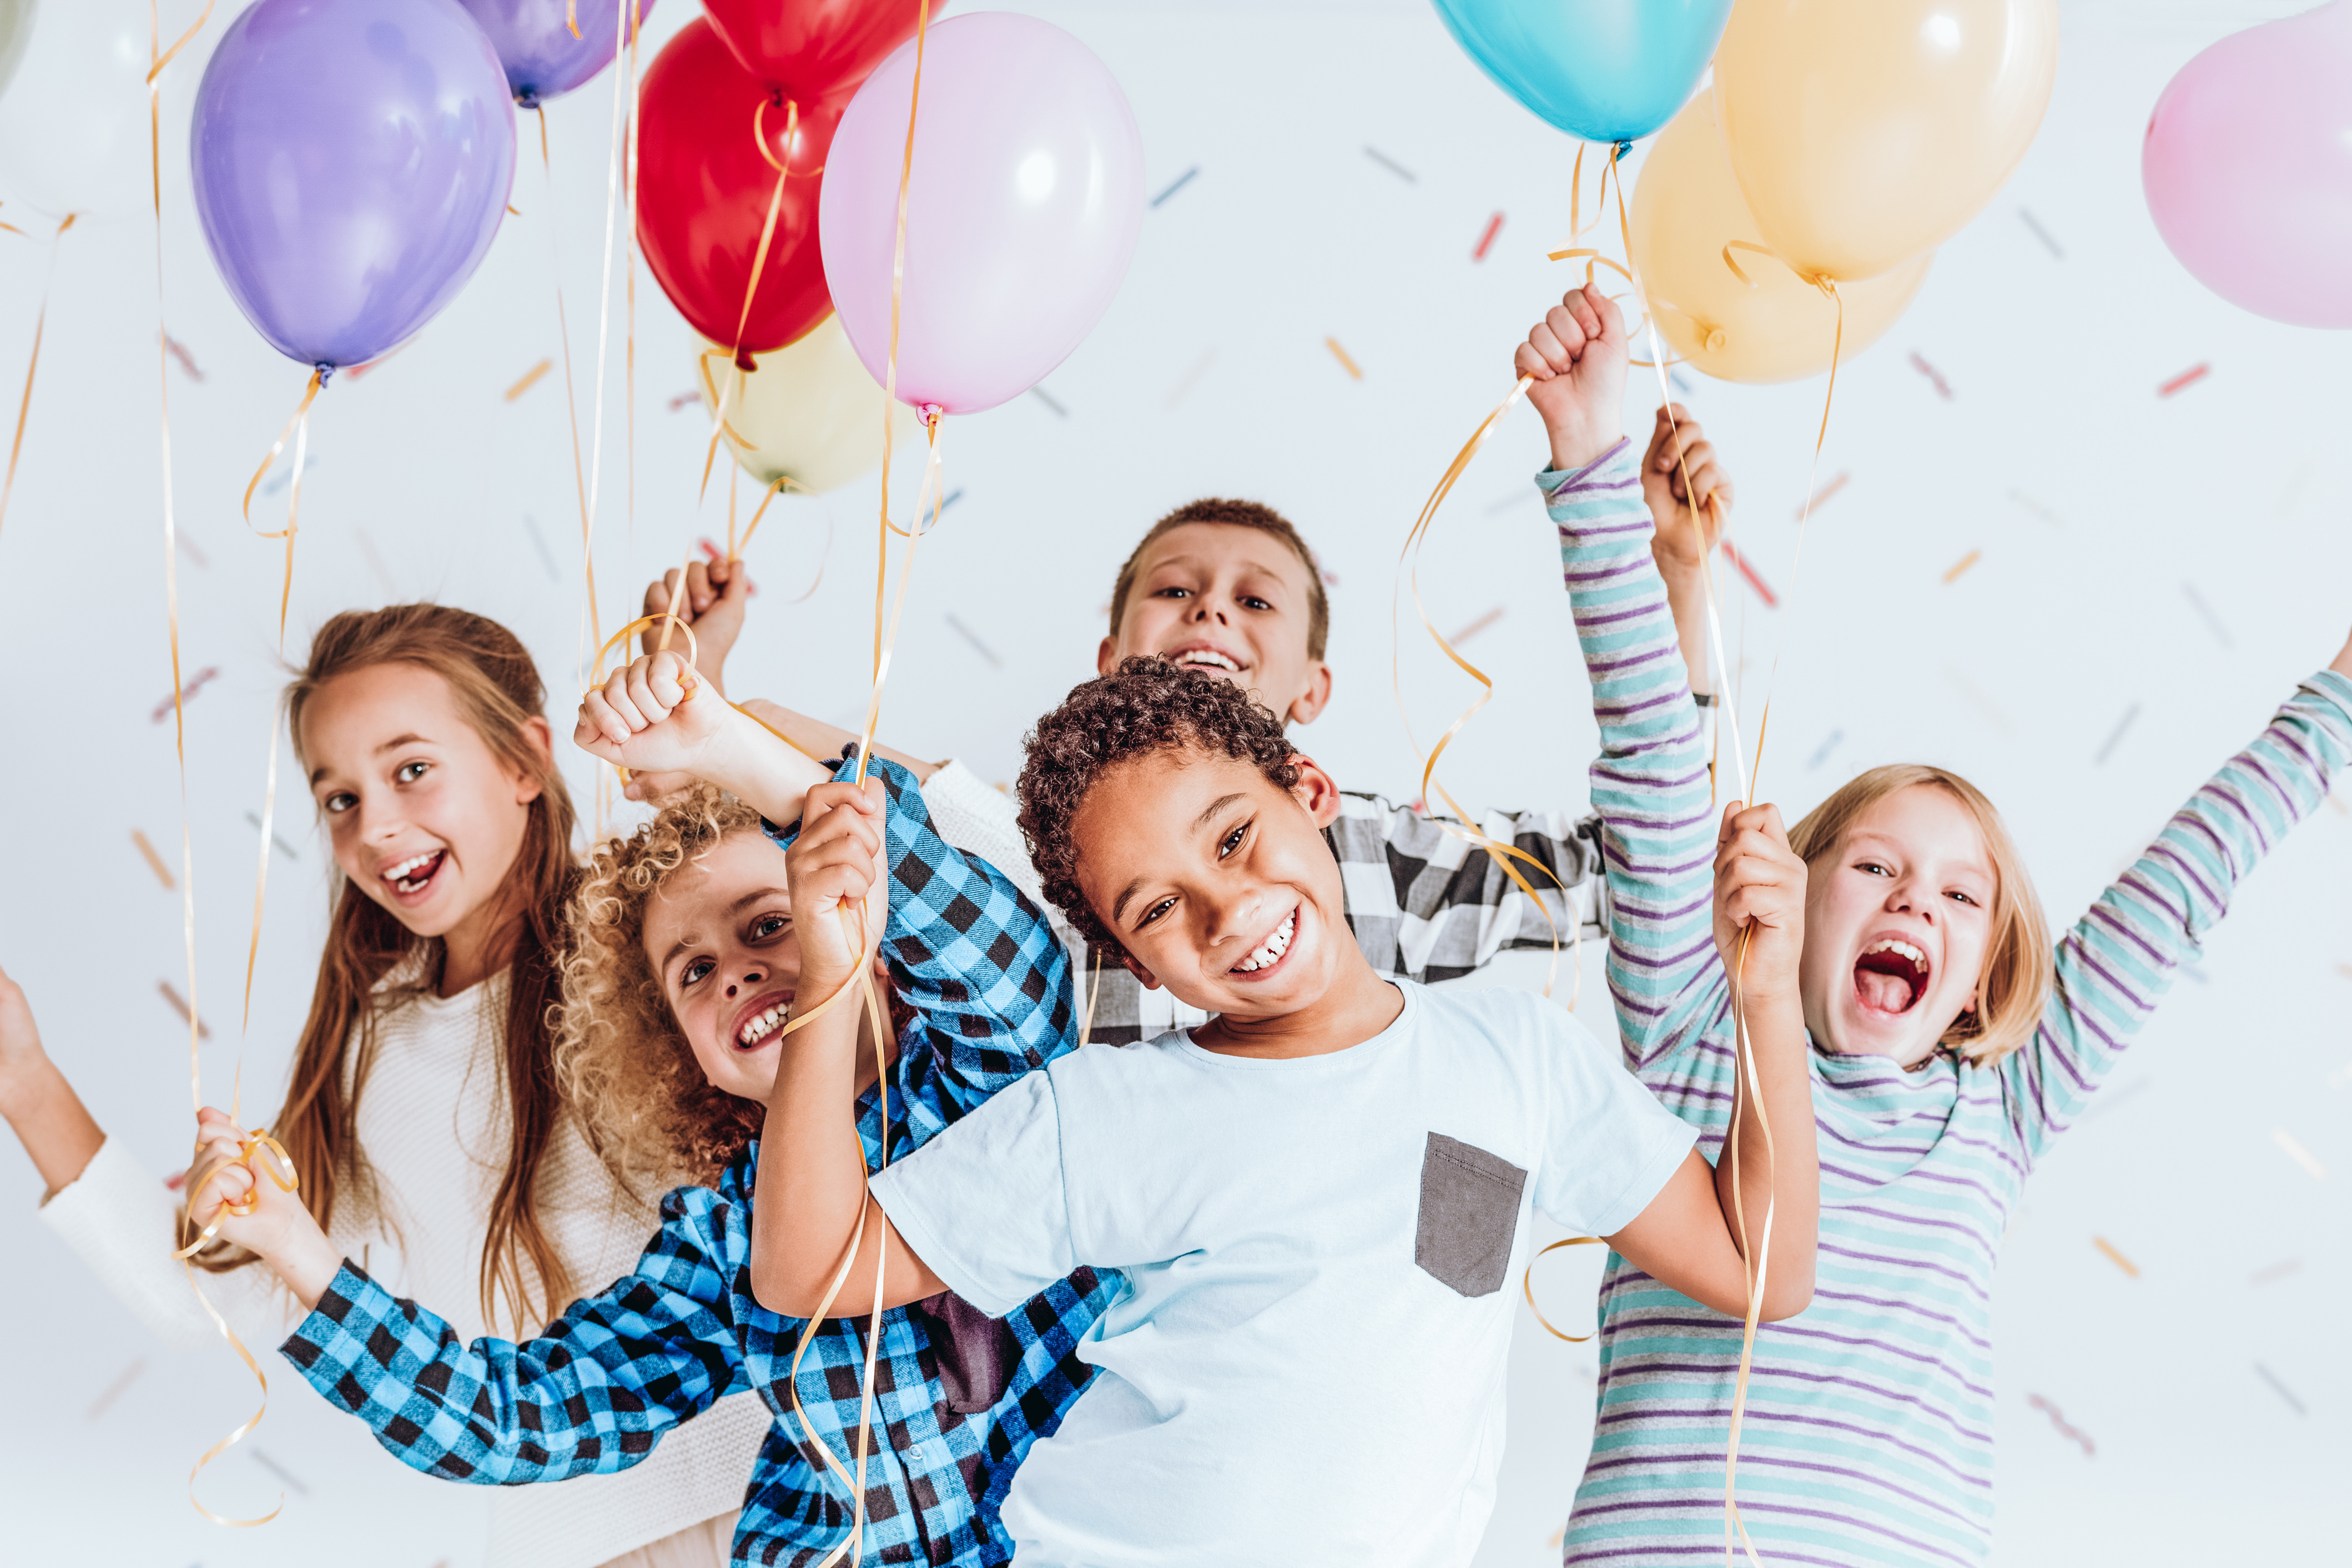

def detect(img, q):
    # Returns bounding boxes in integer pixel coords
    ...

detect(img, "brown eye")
[682,958,714,987]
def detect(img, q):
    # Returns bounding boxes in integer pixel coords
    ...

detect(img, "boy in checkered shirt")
[189,649,1106,1567]
[638,405,1735,1044]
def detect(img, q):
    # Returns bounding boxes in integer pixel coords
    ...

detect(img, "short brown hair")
[1107,499,1330,661]
[1787,765,2052,1064]
[1018,657,1301,955]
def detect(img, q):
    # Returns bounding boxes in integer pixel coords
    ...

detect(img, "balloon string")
[0,212,72,541]
[174,1129,299,1527]
[699,97,803,502]
[582,0,636,611]
[1388,376,1576,1006]
[734,475,801,560]
[531,106,605,688]
[624,0,643,539]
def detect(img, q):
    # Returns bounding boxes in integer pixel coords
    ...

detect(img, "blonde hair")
[555,785,770,1189]
[1787,765,2052,1064]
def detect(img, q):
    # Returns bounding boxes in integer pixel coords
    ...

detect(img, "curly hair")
[1017,656,1301,955]
[1107,498,1330,660]
[555,784,770,1189]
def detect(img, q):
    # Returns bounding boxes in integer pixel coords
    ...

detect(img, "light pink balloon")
[819,13,1145,414]
[2143,0,2352,329]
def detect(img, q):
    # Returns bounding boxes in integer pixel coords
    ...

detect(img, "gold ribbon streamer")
[625,0,644,536]
[0,211,72,540]
[532,107,606,688]
[1524,1234,1606,1342]
[699,97,813,503]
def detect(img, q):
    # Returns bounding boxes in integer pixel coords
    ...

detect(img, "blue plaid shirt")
[281,757,1122,1565]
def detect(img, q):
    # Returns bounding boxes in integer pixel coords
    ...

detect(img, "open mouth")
[380,849,447,898]
[1853,937,1930,1016]
[1169,645,1245,676]
[1228,906,1298,978]
[732,992,793,1051]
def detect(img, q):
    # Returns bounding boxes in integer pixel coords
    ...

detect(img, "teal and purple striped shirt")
[1545,440,2352,1566]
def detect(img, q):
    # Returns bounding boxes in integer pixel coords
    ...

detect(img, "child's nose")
[724,967,765,999]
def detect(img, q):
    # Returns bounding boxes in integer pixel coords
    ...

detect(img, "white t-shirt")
[868,979,1698,1568]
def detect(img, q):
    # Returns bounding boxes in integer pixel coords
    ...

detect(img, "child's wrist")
[1546,425,1624,474]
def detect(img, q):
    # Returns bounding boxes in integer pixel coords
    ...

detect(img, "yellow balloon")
[1631,94,1932,384]
[699,312,923,497]
[1713,0,2058,282]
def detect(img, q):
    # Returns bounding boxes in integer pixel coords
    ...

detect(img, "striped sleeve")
[1544,441,1724,1071]
[2002,670,2352,1162]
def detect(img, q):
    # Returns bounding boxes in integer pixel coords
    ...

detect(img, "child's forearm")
[0,1055,104,1198]
[1713,982,1819,1320]
[734,699,941,785]
[1658,559,1715,698]
[263,1223,349,1312]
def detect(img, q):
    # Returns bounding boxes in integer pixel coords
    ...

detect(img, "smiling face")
[301,661,546,959]
[1797,784,1996,1067]
[1070,746,1352,1024]
[1101,522,1333,728]
[638,830,807,1103]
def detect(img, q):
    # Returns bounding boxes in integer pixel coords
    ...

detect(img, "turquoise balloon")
[1432,0,1734,144]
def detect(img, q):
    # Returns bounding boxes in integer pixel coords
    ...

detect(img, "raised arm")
[2003,655,2352,1163]
[1522,289,1724,1071]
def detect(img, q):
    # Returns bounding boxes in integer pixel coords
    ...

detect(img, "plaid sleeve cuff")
[279,1261,430,1419]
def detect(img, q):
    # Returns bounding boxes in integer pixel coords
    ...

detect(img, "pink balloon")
[2143,0,2352,329]
[819,13,1144,414]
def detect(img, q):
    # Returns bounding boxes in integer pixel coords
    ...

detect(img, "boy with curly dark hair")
[752,632,1820,1561]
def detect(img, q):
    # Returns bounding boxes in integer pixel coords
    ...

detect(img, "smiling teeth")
[1234,910,1296,973]
[1177,651,1241,672]
[737,1004,787,1047]
[382,851,437,881]
[1865,938,1927,967]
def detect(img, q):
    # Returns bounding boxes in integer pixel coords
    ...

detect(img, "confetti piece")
[1166,347,1217,411]
[696,536,725,562]
[943,612,1003,669]
[2338,963,2352,980]
[503,357,553,401]
[158,980,211,1040]
[1319,569,1341,587]
[521,513,560,582]
[1807,730,1844,770]
[1324,337,1363,380]
[1448,605,1506,646]
[152,666,220,723]
[1547,1526,1565,1549]
[1719,540,1778,607]
[1362,145,1416,183]
[175,528,210,568]
[2253,1363,2306,1415]
[250,1449,311,1496]
[164,335,205,382]
[929,487,964,527]
[258,451,318,496]
[131,830,175,890]
[2018,207,2063,258]
[355,528,397,598]
[2027,1394,2095,1457]
[2158,362,2209,397]
[2093,703,2139,766]
[2092,1236,2139,1278]
[343,341,411,382]
[1944,668,2012,735]
[2180,582,2234,649]
[2008,488,2061,527]
[165,1167,185,1191]
[2273,1128,2326,1180]
[242,810,300,863]
[1941,549,1982,584]
[666,388,700,412]
[1149,167,1198,208]
[88,1358,147,1420]
[2179,962,2209,985]
[1908,352,1953,400]
[1472,211,1504,261]
[1030,386,1068,417]
[1797,470,1849,517]
[2326,792,2347,817]
[1669,369,1694,396]
[2249,1258,2301,1286]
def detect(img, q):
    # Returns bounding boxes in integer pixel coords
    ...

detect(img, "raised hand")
[784,779,889,1006]
[641,559,753,694]
[1513,286,1630,473]
[575,649,748,780]
[1713,800,1806,1000]
[1643,404,1732,576]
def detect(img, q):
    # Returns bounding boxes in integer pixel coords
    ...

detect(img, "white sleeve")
[1529,1006,1698,1238]
[36,1135,223,1348]
[868,1071,1076,1319]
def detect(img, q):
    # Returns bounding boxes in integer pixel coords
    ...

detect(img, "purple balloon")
[192,0,516,370]
[460,0,658,107]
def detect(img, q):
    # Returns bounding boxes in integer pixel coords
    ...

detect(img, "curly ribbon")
[581,0,641,614]
[530,107,605,694]
[1389,378,1578,1007]
[0,211,72,541]
[698,95,818,503]
[1524,1234,1606,1342]
[626,1,644,536]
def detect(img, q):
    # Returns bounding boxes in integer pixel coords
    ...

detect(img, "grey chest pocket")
[1414,1133,1529,1298]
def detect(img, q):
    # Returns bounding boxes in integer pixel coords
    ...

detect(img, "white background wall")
[0,0,2345,1561]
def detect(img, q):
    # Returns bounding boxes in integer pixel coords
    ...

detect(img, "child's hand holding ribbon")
[183,1107,341,1307]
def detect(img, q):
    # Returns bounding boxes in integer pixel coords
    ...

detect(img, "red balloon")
[702,0,935,104]
[637,18,839,357]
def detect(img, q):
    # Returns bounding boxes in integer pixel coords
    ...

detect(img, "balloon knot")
[315,364,335,386]
[1613,140,1632,163]
[734,349,758,372]
[516,88,540,110]
[919,403,944,426]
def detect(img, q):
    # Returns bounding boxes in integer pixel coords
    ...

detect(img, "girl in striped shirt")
[1519,285,2352,1567]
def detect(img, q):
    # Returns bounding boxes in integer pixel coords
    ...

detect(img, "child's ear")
[513,716,553,804]
[1095,634,1119,677]
[1284,662,1334,727]
[1119,952,1162,991]
[1287,755,1346,829]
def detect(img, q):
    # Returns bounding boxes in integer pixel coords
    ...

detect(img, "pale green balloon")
[0,1,31,107]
